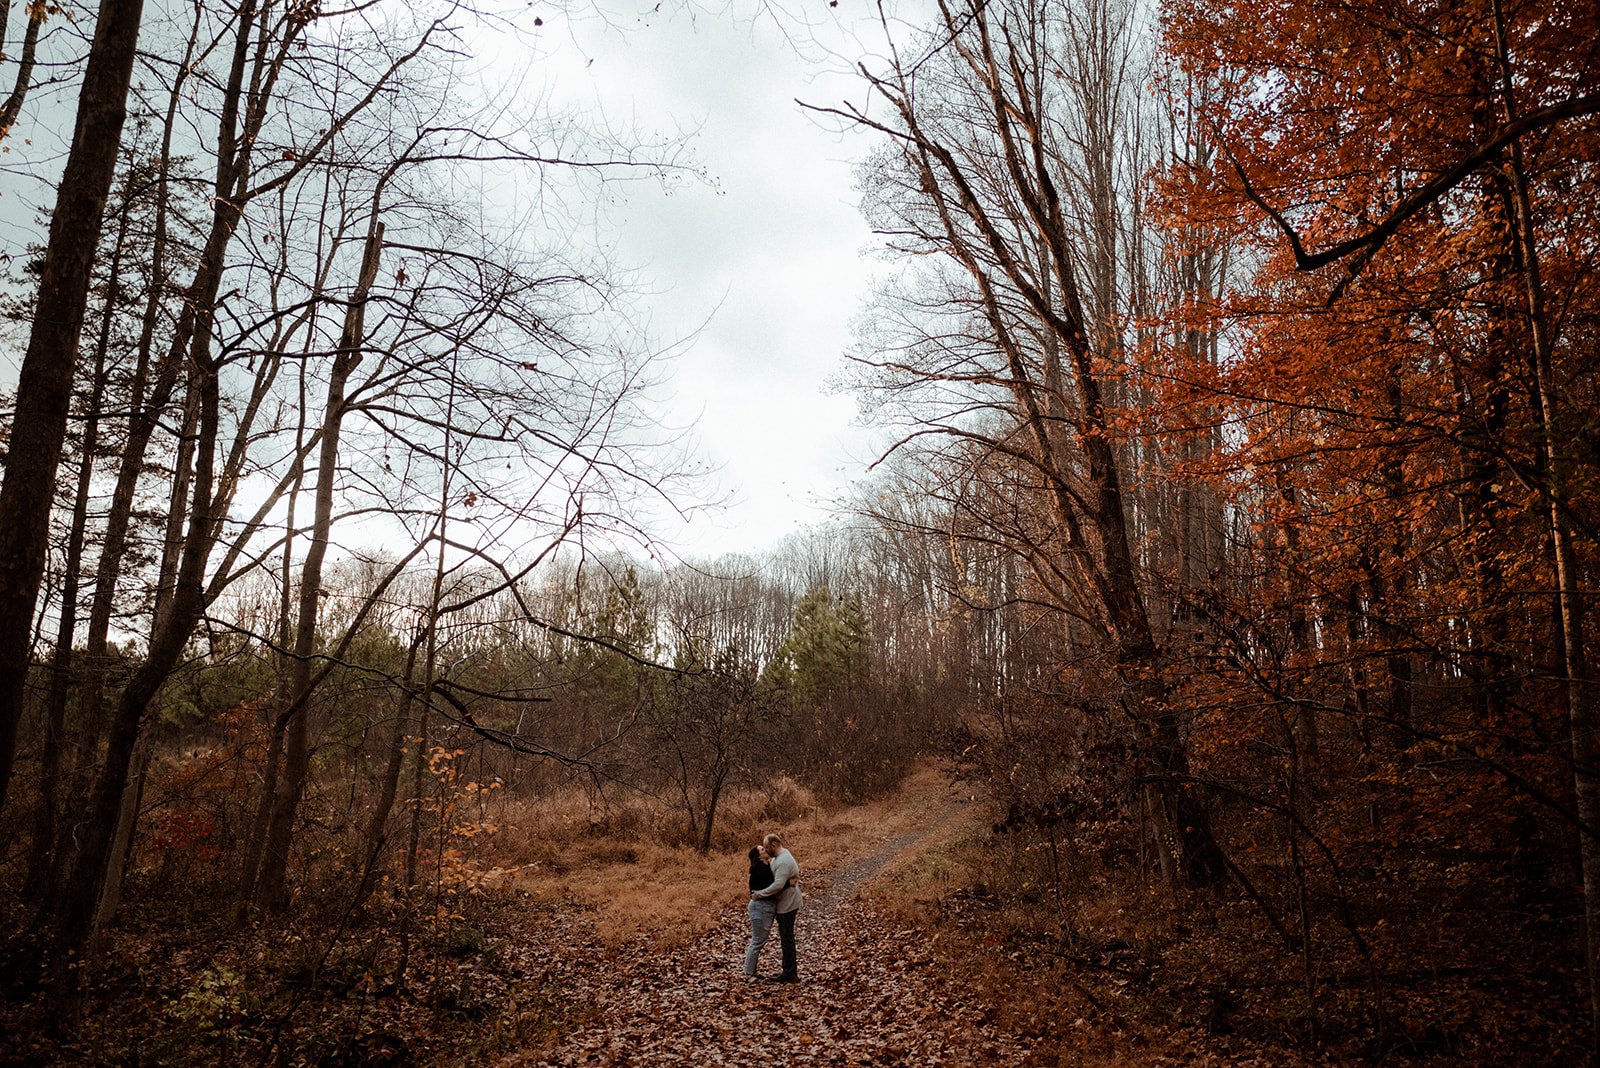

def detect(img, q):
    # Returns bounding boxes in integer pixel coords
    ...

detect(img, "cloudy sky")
[527,2,895,558]
[0,0,906,562]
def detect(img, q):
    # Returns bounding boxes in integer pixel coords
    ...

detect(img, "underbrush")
[490,772,819,859]
[870,816,1587,1065]
[0,885,592,1066]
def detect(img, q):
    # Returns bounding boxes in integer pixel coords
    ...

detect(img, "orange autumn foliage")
[1143,0,1599,1041]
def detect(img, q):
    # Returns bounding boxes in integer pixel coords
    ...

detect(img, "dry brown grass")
[478,761,965,948]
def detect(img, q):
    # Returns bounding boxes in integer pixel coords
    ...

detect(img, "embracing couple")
[744,833,802,982]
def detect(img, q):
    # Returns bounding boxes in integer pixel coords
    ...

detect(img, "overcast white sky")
[0,0,904,563]
[526,2,893,559]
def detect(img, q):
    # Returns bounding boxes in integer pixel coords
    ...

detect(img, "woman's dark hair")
[748,845,775,892]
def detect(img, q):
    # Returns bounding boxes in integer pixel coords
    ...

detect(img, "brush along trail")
[497,781,1042,1066]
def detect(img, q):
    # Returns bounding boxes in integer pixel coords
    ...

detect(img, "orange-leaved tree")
[1160,0,1600,1045]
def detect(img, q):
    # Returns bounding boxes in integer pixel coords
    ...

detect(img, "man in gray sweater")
[750,832,803,982]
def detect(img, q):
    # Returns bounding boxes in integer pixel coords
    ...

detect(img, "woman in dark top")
[749,845,775,892]
[743,844,778,976]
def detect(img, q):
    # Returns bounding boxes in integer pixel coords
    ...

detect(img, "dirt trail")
[506,782,1041,1066]
[802,792,968,921]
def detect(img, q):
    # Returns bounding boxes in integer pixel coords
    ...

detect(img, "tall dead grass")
[479,776,813,947]
[480,762,962,947]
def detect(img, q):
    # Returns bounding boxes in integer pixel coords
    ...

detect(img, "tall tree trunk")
[152,383,200,627]
[236,714,286,915]
[85,0,281,674]
[1491,2,1597,1050]
[354,632,425,892]
[91,731,151,932]
[51,338,220,1017]
[398,353,460,990]
[0,0,147,816]
[23,181,129,901]
[254,217,385,912]
[0,0,45,139]
[50,0,262,966]
[53,0,293,965]
[79,0,196,755]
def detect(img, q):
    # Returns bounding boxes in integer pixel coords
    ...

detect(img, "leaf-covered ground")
[11,769,1553,1064]
[501,797,1060,1066]
[487,787,1313,1068]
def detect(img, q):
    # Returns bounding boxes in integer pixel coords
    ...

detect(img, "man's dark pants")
[776,908,799,979]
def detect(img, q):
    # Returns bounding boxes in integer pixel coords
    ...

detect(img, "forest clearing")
[0,0,1595,1061]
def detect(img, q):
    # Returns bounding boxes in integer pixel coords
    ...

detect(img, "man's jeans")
[776,907,798,979]
[744,898,776,975]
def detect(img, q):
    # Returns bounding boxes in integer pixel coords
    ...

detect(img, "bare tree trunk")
[22,180,130,902]
[1491,2,1597,1050]
[255,217,385,912]
[0,0,147,816]
[51,333,220,1018]
[80,0,198,746]
[92,731,151,932]
[394,696,429,990]
[153,383,200,624]
[0,0,45,139]
[237,229,316,917]
[236,716,286,915]
[397,353,460,990]
[355,633,425,889]
[700,768,726,855]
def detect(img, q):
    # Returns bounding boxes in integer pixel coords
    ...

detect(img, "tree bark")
[1489,2,1598,1050]
[254,217,384,911]
[51,333,219,1016]
[23,180,129,901]
[0,0,45,140]
[0,0,147,816]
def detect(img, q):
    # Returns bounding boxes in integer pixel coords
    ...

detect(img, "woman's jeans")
[744,898,777,975]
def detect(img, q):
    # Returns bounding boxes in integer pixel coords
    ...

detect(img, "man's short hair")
[763,833,782,848]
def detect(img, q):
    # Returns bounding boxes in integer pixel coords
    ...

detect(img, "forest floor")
[489,767,1277,1067]
[19,763,1560,1064]
[501,779,1018,1066]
